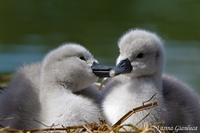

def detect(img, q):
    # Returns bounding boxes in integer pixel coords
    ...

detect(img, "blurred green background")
[0,0,200,94]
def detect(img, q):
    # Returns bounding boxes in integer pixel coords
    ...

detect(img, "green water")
[0,1,200,94]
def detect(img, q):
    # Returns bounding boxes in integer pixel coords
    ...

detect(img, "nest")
[0,75,169,133]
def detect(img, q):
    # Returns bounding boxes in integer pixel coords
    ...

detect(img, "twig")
[135,110,151,127]
[151,125,162,133]
[83,125,93,133]
[136,96,157,127]
[99,78,108,90]
[112,102,158,129]
[142,93,157,106]
[114,124,140,132]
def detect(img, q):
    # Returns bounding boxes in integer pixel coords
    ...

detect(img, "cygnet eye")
[136,53,144,59]
[79,56,86,61]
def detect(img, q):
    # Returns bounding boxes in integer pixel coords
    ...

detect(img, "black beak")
[109,59,132,77]
[92,62,114,78]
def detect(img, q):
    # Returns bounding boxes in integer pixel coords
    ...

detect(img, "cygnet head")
[110,29,165,78]
[41,43,112,92]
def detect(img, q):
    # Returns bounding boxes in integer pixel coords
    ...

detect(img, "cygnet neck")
[39,78,74,110]
[41,75,74,91]
[39,70,74,98]
[130,73,163,93]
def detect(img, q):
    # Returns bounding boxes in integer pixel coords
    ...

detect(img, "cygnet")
[102,29,200,131]
[0,43,112,129]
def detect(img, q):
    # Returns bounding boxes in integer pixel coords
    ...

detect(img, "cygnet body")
[0,43,111,129]
[102,29,200,131]
[0,63,41,129]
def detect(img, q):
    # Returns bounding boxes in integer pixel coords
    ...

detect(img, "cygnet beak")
[91,62,114,78]
[109,59,132,77]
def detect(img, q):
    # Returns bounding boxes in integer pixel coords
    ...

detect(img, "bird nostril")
[120,63,125,68]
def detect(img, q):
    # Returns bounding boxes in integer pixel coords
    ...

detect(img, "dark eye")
[79,56,86,61]
[136,53,144,58]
